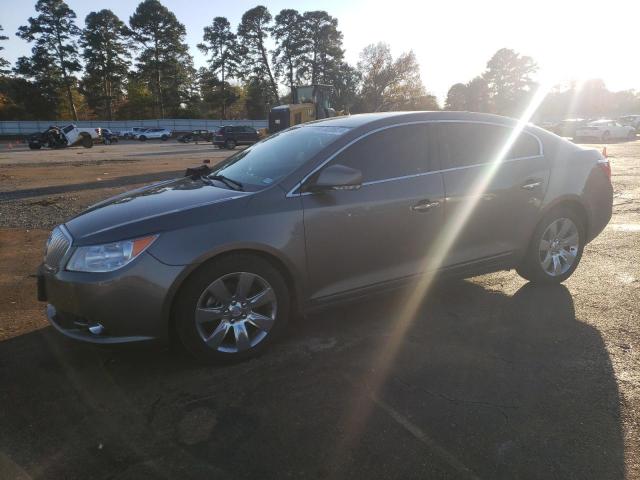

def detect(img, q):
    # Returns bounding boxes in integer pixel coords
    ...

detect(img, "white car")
[619,115,640,131]
[574,119,636,142]
[135,128,172,141]
[120,127,148,139]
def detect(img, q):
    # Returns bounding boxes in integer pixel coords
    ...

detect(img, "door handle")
[411,200,441,212]
[521,180,543,190]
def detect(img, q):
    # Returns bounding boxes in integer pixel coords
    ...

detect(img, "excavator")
[268,84,336,133]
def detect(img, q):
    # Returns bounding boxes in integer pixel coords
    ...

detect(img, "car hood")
[65,177,251,245]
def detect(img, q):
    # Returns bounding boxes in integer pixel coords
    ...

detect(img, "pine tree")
[16,0,82,120]
[81,10,130,120]
[272,9,305,98]
[198,17,240,119]
[129,0,192,118]
[237,6,279,106]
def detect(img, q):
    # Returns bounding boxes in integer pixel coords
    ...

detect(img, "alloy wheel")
[195,272,277,353]
[538,217,580,277]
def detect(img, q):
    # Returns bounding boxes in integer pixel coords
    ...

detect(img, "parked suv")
[213,125,259,149]
[137,128,172,141]
[38,112,613,362]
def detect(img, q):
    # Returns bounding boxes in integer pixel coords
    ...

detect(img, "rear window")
[438,123,540,168]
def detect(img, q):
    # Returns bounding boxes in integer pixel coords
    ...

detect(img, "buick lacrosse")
[38,112,613,361]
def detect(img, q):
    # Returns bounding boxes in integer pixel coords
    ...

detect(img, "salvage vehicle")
[574,119,636,142]
[619,115,640,131]
[38,111,613,361]
[212,125,259,149]
[120,127,148,139]
[28,124,98,150]
[177,130,213,143]
[100,128,119,145]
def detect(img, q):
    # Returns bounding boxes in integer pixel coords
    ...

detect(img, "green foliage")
[272,9,305,96]
[198,16,240,119]
[0,25,10,75]
[237,6,279,105]
[129,0,193,118]
[299,11,344,85]
[482,48,537,116]
[80,10,131,120]
[15,0,82,119]
[356,43,437,112]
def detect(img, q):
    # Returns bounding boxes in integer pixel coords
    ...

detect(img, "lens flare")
[332,84,552,471]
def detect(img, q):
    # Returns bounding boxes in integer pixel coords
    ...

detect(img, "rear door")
[434,121,548,268]
[301,124,445,300]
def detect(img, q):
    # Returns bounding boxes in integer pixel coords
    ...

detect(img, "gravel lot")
[0,138,638,479]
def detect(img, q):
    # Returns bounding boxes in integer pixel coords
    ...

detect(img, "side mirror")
[304,164,363,193]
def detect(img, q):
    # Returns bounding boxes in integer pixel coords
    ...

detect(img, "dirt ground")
[0,138,638,479]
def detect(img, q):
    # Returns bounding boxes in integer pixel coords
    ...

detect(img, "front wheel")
[139,135,147,142]
[161,135,169,141]
[516,207,585,284]
[175,254,290,362]
[81,135,93,148]
[225,139,236,149]
[28,144,41,150]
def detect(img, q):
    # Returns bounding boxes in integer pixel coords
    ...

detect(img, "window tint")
[331,124,431,182]
[438,123,540,168]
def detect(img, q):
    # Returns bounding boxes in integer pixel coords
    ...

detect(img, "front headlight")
[66,235,158,272]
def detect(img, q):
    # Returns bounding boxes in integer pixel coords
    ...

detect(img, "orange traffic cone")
[602,147,607,158]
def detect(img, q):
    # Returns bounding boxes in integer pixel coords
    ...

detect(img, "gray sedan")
[38,112,613,361]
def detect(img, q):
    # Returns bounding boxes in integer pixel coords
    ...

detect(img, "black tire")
[161,135,169,141]
[28,144,41,150]
[175,254,290,363]
[516,206,585,284]
[81,135,93,148]
[225,139,236,149]
[139,135,147,141]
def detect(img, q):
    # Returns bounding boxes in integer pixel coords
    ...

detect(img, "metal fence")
[0,119,268,135]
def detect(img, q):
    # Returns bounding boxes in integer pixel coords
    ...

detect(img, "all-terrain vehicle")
[28,124,98,150]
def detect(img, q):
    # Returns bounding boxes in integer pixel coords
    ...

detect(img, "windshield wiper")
[208,174,244,191]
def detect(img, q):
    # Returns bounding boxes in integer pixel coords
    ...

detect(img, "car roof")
[304,111,528,129]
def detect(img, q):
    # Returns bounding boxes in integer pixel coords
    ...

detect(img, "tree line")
[0,0,436,121]
[0,0,637,122]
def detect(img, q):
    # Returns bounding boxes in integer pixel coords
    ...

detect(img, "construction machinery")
[268,84,336,133]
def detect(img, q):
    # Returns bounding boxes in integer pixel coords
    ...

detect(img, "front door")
[301,124,445,301]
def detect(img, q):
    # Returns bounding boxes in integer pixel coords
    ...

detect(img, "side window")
[438,123,540,169]
[331,124,431,183]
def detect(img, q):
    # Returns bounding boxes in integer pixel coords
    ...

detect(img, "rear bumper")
[38,253,185,344]
[583,170,613,243]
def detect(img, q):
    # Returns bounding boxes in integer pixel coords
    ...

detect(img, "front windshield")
[211,125,350,189]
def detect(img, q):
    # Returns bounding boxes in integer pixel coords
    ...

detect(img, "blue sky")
[1,0,639,103]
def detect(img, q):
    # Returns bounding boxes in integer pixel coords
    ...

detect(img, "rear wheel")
[225,139,236,149]
[516,207,585,284]
[175,254,290,362]
[161,134,169,141]
[139,135,147,142]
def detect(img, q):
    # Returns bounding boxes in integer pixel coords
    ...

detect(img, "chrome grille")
[44,226,71,269]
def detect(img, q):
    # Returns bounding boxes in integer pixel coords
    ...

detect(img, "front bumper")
[38,252,185,344]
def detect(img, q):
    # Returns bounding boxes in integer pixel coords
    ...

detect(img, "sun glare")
[333,82,553,469]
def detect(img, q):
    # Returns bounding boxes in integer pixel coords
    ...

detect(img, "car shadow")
[0,280,625,479]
